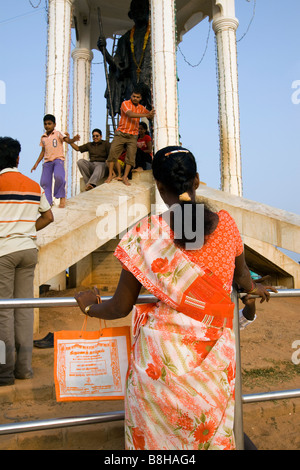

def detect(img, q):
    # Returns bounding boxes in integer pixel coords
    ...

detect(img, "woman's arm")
[74,269,142,320]
[234,252,277,302]
[143,139,152,154]
[241,294,256,321]
[233,252,253,292]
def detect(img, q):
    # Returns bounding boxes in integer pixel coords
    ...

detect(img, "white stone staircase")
[35,172,300,294]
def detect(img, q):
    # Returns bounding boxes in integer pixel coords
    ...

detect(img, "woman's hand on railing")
[248,276,278,303]
[74,286,100,316]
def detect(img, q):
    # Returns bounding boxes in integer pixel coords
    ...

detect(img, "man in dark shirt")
[68,129,110,191]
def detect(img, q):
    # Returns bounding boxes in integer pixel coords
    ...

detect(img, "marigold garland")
[130,21,151,81]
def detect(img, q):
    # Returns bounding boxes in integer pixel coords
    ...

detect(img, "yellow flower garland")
[130,21,151,82]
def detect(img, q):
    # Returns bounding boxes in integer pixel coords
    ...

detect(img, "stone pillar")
[212,0,242,196]
[45,0,73,186]
[150,0,179,151]
[150,0,179,212]
[71,47,93,196]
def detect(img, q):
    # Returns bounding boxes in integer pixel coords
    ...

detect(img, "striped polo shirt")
[0,168,50,257]
[117,100,148,136]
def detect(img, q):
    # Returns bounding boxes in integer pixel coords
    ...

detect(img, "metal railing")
[0,290,299,449]
[0,289,298,310]
[0,411,125,436]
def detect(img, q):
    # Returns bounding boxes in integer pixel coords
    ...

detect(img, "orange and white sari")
[114,214,237,450]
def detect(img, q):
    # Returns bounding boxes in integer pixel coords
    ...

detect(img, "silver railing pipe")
[0,294,158,309]
[0,411,125,436]
[240,289,300,298]
[0,289,298,309]
[267,289,300,297]
[243,389,300,404]
[1,386,300,436]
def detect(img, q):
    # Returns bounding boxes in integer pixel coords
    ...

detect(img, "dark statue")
[97,0,152,117]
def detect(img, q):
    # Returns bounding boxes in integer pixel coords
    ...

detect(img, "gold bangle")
[247,282,258,294]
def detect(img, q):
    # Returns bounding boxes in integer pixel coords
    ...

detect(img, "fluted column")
[45,0,73,187]
[213,0,242,196]
[71,47,94,196]
[150,0,179,151]
[150,0,179,212]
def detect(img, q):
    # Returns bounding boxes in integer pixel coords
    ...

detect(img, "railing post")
[232,288,244,450]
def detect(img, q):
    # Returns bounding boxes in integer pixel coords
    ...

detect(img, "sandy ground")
[238,295,300,450]
[0,288,299,450]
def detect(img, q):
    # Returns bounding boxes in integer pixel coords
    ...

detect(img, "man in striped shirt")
[106,88,155,186]
[0,137,54,386]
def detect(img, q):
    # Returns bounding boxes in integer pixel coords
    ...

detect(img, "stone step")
[0,385,125,450]
[0,418,125,450]
[0,389,125,450]
[0,344,125,450]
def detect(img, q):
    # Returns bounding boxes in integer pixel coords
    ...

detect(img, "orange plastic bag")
[54,318,131,402]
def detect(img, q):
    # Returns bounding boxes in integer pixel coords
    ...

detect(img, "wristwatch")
[85,305,93,315]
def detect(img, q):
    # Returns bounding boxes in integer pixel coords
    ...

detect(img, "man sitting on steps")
[66,129,110,191]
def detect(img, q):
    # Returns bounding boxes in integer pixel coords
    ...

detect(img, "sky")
[0,1,299,234]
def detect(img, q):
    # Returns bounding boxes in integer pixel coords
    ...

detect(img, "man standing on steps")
[105,88,155,186]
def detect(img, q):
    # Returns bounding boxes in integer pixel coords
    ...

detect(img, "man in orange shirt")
[106,88,155,186]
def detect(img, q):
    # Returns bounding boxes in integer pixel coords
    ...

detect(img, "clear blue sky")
[0,0,299,222]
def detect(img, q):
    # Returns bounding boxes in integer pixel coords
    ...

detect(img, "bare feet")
[105,176,114,184]
[132,167,143,173]
[106,174,130,185]
[122,177,131,186]
[59,197,66,208]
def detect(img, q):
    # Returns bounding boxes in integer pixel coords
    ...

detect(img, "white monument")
[44,0,243,196]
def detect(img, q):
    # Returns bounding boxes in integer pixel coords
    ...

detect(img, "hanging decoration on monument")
[97,0,152,117]
[130,20,151,82]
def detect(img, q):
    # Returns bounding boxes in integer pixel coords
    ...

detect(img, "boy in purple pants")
[31,114,79,208]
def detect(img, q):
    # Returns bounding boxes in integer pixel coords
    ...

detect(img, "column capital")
[71,47,94,61]
[212,16,239,34]
[48,0,75,5]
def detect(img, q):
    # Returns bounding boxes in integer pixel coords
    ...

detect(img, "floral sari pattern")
[114,211,243,450]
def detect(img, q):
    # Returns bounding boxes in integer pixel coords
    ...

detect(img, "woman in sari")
[75,146,275,450]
